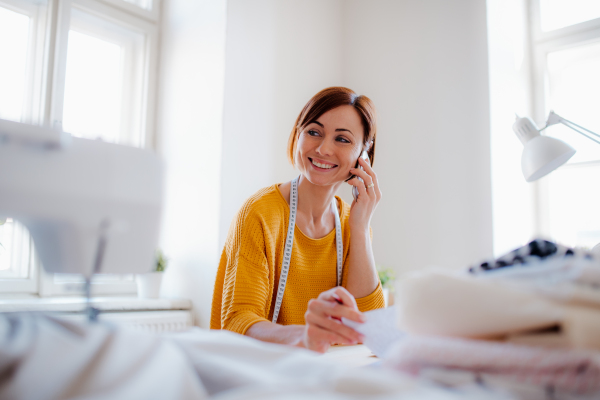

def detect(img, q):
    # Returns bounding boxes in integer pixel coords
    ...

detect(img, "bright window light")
[0,220,13,273]
[545,41,600,164]
[540,0,600,31]
[123,0,153,11]
[546,165,600,248]
[543,40,600,248]
[0,7,29,122]
[0,219,31,278]
[62,30,124,143]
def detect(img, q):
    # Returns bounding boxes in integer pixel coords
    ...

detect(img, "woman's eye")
[307,130,320,136]
[336,136,351,144]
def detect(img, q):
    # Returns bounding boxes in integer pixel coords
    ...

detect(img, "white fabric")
[166,328,507,400]
[395,270,600,351]
[0,313,207,400]
[0,313,502,400]
[395,270,564,338]
[383,335,600,395]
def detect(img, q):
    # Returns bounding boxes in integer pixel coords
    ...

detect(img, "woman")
[210,87,384,353]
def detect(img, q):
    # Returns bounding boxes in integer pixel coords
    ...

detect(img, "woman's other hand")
[302,286,365,353]
[347,157,382,232]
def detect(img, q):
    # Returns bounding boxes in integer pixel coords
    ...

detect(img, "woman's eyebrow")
[311,120,355,137]
[335,128,354,136]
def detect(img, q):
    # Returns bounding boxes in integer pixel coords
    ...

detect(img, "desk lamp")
[512,111,600,182]
[512,111,600,253]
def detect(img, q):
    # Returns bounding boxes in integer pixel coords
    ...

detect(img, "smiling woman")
[288,86,377,169]
[211,87,384,353]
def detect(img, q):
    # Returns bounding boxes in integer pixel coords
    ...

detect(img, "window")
[530,0,600,249]
[539,0,600,31]
[0,0,160,296]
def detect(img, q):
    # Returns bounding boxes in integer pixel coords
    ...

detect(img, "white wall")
[159,0,495,326]
[221,0,494,274]
[219,0,345,247]
[156,0,227,328]
[342,0,493,272]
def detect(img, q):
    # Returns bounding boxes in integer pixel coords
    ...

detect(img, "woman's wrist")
[246,322,305,347]
[349,224,370,239]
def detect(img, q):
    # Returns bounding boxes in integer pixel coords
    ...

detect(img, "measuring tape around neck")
[271,175,343,323]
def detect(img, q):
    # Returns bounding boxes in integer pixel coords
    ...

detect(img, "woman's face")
[295,105,366,187]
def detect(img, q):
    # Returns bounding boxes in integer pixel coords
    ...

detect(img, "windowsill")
[0,296,192,313]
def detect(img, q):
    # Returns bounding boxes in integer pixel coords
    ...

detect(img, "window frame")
[0,222,39,294]
[0,0,49,124]
[0,0,160,297]
[528,1,600,240]
[0,0,49,294]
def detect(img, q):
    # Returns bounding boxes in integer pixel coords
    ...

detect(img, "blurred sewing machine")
[0,118,163,316]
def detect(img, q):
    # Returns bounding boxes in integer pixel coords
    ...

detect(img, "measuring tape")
[272,175,343,323]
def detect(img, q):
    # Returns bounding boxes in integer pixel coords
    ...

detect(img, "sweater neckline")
[273,183,341,242]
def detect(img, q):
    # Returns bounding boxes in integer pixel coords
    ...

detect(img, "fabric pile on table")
[0,312,503,400]
[384,239,600,398]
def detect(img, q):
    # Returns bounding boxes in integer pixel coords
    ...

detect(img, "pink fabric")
[383,336,600,394]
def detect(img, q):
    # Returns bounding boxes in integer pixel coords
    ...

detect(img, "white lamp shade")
[521,135,576,182]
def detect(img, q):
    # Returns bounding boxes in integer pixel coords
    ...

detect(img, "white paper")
[342,306,404,358]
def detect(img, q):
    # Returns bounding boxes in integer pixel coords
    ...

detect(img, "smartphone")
[351,150,370,201]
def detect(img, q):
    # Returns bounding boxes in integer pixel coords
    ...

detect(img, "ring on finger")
[366,183,375,189]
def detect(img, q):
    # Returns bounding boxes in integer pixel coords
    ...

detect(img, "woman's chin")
[302,170,343,187]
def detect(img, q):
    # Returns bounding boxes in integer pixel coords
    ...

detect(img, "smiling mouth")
[309,157,338,170]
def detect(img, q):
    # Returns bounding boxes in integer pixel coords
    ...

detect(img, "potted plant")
[136,249,168,298]
[377,265,396,307]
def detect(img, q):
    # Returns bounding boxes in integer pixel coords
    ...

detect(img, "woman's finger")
[318,287,360,319]
[358,156,377,182]
[348,176,369,201]
[357,158,382,201]
[305,311,363,344]
[308,297,364,323]
[350,166,374,189]
[304,324,348,351]
[318,286,357,306]
[332,286,359,310]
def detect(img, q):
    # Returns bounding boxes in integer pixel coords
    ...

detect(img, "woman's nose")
[316,138,334,155]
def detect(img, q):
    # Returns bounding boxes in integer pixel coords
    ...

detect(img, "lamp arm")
[542,111,600,146]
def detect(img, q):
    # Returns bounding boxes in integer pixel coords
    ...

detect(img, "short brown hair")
[287,87,377,167]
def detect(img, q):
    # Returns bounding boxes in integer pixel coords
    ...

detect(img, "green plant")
[155,249,168,272]
[377,265,396,290]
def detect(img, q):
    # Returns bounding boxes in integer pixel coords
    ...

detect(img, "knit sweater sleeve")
[355,281,385,311]
[342,224,385,312]
[214,206,272,335]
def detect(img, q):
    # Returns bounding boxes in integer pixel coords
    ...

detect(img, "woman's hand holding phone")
[347,153,382,233]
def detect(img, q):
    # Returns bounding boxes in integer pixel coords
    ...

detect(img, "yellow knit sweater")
[210,184,384,334]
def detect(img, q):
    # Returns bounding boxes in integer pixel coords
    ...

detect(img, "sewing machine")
[0,118,163,316]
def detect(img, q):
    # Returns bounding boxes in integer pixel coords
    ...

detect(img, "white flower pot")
[136,272,163,298]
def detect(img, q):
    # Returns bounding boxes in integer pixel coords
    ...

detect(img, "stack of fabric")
[385,239,600,397]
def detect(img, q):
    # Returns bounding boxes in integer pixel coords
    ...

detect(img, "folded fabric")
[396,270,600,350]
[395,270,563,338]
[503,306,600,351]
[383,335,600,395]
